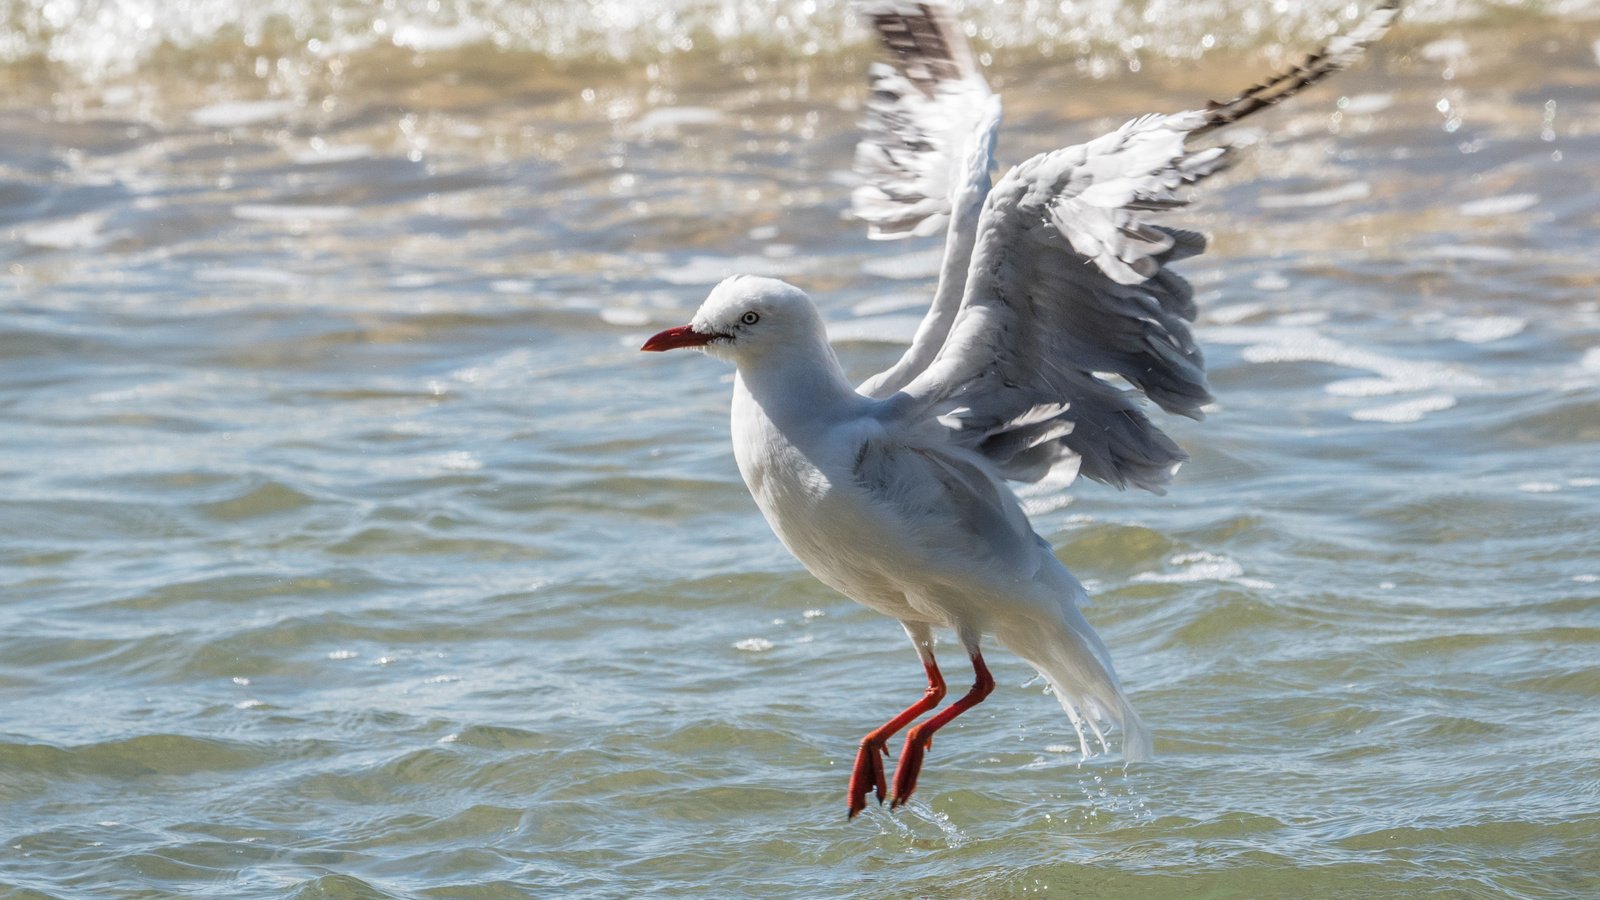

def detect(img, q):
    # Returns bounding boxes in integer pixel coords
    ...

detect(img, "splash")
[5,0,1591,85]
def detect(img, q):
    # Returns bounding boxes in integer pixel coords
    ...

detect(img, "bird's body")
[656,274,1157,807]
[642,0,1399,817]
[732,329,1064,640]
[731,334,1152,757]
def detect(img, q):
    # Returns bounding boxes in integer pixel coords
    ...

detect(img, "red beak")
[641,324,716,352]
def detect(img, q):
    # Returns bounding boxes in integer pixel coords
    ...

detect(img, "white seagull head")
[642,275,824,364]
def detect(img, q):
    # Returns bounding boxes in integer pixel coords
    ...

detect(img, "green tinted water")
[2,5,1598,897]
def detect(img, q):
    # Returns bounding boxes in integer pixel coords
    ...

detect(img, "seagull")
[644,0,1398,818]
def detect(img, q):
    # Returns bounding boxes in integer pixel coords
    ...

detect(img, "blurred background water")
[2,0,1599,897]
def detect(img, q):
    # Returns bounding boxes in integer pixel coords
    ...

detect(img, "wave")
[4,0,1596,84]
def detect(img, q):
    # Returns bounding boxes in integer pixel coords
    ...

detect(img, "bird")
[643,0,1399,818]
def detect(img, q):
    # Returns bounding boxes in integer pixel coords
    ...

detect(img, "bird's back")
[732,366,1152,757]
[732,369,1069,629]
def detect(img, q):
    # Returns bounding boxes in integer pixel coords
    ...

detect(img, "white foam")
[1517,481,1561,493]
[733,637,774,652]
[599,308,652,326]
[22,213,108,249]
[655,254,804,285]
[16,0,1594,85]
[99,84,139,107]
[1430,244,1519,262]
[289,141,374,165]
[626,106,724,136]
[1447,316,1524,344]
[1212,325,1483,400]
[1341,93,1394,115]
[435,451,482,472]
[1131,551,1273,590]
[489,279,536,294]
[827,314,924,344]
[1207,302,1271,325]
[449,348,538,387]
[1276,310,1329,327]
[1252,271,1291,292]
[1458,194,1539,217]
[233,204,356,223]
[391,21,489,51]
[1324,377,1412,398]
[193,266,299,286]
[1421,36,1470,60]
[192,100,296,128]
[850,291,928,316]
[861,249,944,280]
[364,451,487,476]
[1351,394,1456,423]
[1258,181,1370,209]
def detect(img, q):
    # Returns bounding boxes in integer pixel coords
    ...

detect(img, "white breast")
[730,378,927,623]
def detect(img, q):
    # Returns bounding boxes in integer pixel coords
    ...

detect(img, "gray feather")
[861,1,1396,492]
[851,0,993,242]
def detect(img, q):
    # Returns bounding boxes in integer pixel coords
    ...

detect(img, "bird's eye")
[740,311,760,325]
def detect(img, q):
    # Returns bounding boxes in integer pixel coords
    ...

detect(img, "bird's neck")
[733,338,863,433]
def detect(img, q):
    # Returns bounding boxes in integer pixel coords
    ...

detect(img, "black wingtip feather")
[1193,0,1401,137]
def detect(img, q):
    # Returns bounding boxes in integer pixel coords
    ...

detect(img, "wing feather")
[851,0,993,241]
[853,426,1042,575]
[884,2,1398,492]
[853,0,1002,400]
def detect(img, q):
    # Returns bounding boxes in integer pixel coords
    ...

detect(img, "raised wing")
[851,0,994,241]
[1193,0,1401,139]
[886,1,1399,492]
[852,0,1003,399]
[896,114,1222,492]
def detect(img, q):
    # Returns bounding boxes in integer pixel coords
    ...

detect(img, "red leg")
[890,651,995,809]
[847,659,946,818]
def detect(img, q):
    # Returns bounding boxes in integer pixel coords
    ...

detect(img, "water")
[3,1,1599,896]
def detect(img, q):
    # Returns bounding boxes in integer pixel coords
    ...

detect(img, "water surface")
[2,1,1599,897]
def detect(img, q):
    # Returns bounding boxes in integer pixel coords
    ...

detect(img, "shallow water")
[3,1,1600,897]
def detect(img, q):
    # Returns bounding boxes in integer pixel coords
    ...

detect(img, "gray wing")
[852,423,1043,577]
[1192,0,1401,139]
[852,0,1002,399]
[851,0,994,241]
[896,113,1223,493]
[890,1,1399,493]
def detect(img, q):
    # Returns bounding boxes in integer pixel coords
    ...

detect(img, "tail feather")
[996,591,1153,762]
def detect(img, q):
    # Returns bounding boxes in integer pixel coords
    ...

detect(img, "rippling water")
[3,1,1599,897]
